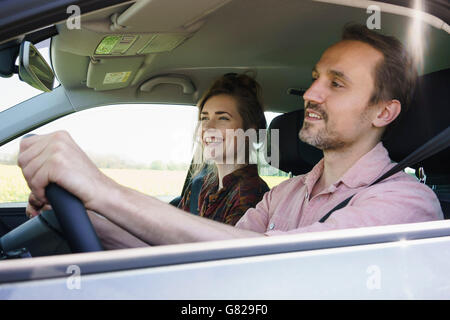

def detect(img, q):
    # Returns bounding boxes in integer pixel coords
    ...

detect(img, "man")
[19,25,443,249]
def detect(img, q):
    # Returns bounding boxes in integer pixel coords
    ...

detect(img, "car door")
[1,218,450,299]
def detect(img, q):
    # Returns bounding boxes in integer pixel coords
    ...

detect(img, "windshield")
[0,38,59,113]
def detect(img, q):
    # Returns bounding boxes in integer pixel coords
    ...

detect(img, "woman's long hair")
[190,73,267,189]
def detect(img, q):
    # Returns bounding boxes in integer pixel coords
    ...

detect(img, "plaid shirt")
[178,165,269,225]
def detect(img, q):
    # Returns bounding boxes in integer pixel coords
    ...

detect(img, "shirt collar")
[303,158,324,194]
[338,142,392,188]
[302,142,393,192]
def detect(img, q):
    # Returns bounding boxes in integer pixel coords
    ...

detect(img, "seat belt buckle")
[418,167,427,184]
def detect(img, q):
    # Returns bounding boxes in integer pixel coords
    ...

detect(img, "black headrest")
[267,68,449,178]
[266,109,322,175]
[383,68,450,178]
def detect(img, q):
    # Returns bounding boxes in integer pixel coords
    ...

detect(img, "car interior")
[0,0,449,260]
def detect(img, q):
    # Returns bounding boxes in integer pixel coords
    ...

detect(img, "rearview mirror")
[19,41,55,92]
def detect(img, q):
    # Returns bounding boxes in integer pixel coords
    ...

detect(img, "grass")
[0,165,31,202]
[0,164,288,203]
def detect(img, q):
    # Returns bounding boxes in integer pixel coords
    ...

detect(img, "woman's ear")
[372,99,401,128]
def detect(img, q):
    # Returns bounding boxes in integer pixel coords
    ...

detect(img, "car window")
[259,112,290,187]
[0,106,286,203]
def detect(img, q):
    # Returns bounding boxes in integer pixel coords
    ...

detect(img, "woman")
[177,73,270,225]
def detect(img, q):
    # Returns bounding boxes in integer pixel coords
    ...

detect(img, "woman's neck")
[215,163,247,189]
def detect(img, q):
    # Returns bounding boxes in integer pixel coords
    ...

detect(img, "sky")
[0,43,281,165]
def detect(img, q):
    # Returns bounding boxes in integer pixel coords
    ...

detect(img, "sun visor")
[112,0,231,32]
[86,56,144,91]
[93,33,191,57]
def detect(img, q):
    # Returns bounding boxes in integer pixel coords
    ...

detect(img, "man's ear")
[373,99,401,128]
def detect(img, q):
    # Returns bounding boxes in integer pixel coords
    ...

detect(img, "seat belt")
[189,172,205,215]
[319,126,450,223]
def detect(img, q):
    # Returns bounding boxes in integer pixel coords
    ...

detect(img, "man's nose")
[303,80,326,105]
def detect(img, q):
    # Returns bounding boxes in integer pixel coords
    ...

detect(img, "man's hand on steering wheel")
[18,131,116,214]
[26,192,52,219]
[19,131,106,252]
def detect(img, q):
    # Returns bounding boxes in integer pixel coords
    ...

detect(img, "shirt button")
[305,191,309,200]
[269,223,275,230]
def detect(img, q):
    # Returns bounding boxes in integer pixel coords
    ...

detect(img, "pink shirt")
[236,142,443,236]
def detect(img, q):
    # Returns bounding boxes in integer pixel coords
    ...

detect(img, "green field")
[0,164,288,203]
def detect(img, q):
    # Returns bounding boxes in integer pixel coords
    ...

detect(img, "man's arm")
[87,211,149,249]
[18,131,262,246]
[95,184,261,245]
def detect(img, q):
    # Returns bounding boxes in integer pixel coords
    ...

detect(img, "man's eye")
[332,81,343,88]
[219,117,229,120]
[200,117,209,121]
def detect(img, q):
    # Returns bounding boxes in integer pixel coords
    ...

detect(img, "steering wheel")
[45,183,103,253]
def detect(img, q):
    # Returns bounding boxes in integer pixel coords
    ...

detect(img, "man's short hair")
[342,24,418,137]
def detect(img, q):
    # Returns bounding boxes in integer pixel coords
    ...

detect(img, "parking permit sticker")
[103,71,131,84]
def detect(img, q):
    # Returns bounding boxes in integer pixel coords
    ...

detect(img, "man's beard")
[299,103,345,151]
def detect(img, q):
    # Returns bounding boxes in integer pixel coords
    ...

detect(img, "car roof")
[47,0,450,113]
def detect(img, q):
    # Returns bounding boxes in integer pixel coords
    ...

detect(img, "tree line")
[0,152,288,176]
[0,152,189,171]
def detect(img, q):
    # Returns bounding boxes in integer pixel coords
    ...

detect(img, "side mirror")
[18,41,55,92]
